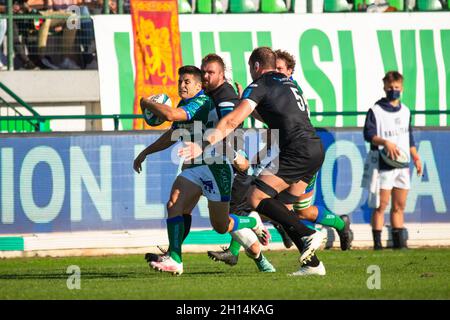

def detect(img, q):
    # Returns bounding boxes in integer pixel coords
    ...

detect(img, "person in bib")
[363,71,422,250]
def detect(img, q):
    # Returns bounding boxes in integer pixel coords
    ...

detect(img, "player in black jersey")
[179,47,326,269]
[202,54,275,272]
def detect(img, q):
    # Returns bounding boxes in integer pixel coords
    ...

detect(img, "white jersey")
[370,102,411,162]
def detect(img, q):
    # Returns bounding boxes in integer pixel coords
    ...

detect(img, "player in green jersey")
[133,65,268,275]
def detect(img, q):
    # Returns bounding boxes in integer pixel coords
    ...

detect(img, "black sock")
[372,229,382,248]
[283,226,320,267]
[256,198,314,238]
[182,214,192,242]
[255,253,263,262]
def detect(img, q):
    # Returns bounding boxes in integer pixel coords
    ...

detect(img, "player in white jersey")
[363,71,423,250]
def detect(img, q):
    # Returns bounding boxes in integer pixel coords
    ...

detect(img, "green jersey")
[171,90,225,166]
[171,90,217,139]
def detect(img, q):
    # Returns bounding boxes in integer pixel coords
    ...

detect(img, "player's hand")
[233,152,249,172]
[178,141,204,162]
[133,152,147,173]
[414,158,423,176]
[384,140,400,160]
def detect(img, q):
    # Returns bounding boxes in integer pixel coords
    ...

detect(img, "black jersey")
[207,82,240,119]
[207,81,250,201]
[242,71,317,148]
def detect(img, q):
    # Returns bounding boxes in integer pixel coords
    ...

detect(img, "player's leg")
[372,169,395,250]
[371,189,392,250]
[295,204,352,251]
[205,164,267,236]
[208,227,275,272]
[145,190,200,263]
[250,175,325,266]
[390,168,410,249]
[390,187,409,249]
[272,187,325,275]
[149,176,202,275]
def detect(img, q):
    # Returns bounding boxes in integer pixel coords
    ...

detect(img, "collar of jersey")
[182,90,205,103]
[207,82,227,96]
[376,98,402,113]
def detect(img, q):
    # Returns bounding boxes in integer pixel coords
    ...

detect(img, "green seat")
[261,0,288,12]
[229,0,258,12]
[387,0,404,10]
[324,0,351,12]
[178,0,192,13]
[417,0,443,11]
[197,0,225,13]
[353,0,367,11]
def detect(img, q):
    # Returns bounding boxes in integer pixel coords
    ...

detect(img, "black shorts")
[229,171,254,216]
[266,137,324,185]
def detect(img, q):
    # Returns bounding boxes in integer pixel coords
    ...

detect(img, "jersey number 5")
[290,87,307,112]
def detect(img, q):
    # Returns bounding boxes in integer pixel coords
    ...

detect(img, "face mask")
[386,89,401,101]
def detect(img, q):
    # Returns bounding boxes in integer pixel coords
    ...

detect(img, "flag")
[130,0,182,129]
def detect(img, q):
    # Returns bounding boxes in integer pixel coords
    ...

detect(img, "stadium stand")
[229,0,259,12]
[417,0,443,10]
[179,0,193,12]
[260,0,288,12]
[196,0,226,13]
[324,0,352,12]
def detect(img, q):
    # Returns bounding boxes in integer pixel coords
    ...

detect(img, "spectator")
[0,7,6,69]
[362,71,422,250]
[37,0,80,69]
[0,0,40,69]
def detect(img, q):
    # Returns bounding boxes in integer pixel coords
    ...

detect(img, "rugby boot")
[207,248,239,266]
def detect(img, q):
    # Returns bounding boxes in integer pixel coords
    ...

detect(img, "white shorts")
[179,164,234,202]
[379,168,410,190]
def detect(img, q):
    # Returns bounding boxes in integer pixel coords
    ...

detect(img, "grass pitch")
[0,248,449,300]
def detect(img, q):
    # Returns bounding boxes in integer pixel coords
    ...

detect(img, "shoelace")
[157,245,168,255]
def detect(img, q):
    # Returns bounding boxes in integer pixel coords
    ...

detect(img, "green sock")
[230,214,256,231]
[315,206,345,231]
[167,216,185,263]
[228,239,241,256]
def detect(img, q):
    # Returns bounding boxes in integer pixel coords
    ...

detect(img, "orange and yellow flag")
[130,0,182,130]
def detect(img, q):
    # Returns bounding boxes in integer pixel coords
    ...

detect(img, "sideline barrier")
[0,129,448,255]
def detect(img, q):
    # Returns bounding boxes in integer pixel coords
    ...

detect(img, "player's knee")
[211,221,228,234]
[247,197,260,210]
[392,205,405,215]
[377,200,389,213]
[294,206,314,220]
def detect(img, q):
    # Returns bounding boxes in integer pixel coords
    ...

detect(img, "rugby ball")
[380,147,409,168]
[142,94,172,127]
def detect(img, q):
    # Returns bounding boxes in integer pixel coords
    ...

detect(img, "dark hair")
[249,47,276,69]
[201,53,226,71]
[274,49,296,73]
[383,71,403,83]
[178,65,202,83]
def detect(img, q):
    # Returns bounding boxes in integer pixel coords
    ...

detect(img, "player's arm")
[408,115,422,176]
[251,109,264,123]
[140,98,188,122]
[133,129,177,173]
[178,100,255,161]
[208,100,255,145]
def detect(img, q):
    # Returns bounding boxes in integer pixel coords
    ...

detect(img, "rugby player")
[179,47,327,270]
[134,65,268,275]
